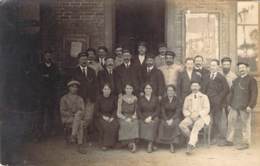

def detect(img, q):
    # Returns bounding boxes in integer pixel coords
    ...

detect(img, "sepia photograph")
[0,0,259,166]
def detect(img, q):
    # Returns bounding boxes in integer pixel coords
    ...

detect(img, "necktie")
[82,68,87,77]
[194,94,197,99]
[210,73,215,80]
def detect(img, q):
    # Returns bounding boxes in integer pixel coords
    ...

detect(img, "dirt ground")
[22,130,260,166]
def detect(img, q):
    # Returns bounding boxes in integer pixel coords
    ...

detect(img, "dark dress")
[137,95,160,141]
[95,95,119,147]
[117,95,139,141]
[157,97,181,144]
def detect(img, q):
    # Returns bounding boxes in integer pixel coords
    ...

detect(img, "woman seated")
[60,80,87,154]
[95,83,119,151]
[157,85,181,153]
[117,84,139,153]
[137,83,160,153]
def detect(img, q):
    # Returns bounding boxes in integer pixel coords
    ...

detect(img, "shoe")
[77,145,87,154]
[129,143,137,153]
[186,144,194,155]
[236,143,249,150]
[170,144,175,153]
[218,140,234,147]
[147,142,153,153]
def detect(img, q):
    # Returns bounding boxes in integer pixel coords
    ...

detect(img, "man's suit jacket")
[132,55,147,70]
[139,66,165,97]
[183,92,210,125]
[205,72,229,108]
[176,69,201,104]
[72,66,97,102]
[115,63,140,95]
[193,67,210,93]
[97,68,117,95]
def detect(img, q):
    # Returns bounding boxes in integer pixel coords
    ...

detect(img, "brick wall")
[40,0,107,66]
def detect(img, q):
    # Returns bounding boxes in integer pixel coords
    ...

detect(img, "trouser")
[83,101,95,141]
[179,117,205,146]
[226,108,251,145]
[71,111,85,145]
[211,106,227,141]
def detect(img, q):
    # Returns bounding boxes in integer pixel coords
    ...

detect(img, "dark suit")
[97,68,117,95]
[115,63,140,95]
[177,69,201,104]
[193,67,210,93]
[72,66,97,103]
[140,66,165,97]
[205,72,229,142]
[132,55,147,70]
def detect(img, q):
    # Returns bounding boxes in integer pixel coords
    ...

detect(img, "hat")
[138,41,147,47]
[237,61,249,67]
[78,52,88,58]
[105,56,115,61]
[221,57,232,63]
[146,54,155,59]
[158,43,167,48]
[190,79,201,85]
[67,80,80,87]
[122,49,131,54]
[165,51,176,57]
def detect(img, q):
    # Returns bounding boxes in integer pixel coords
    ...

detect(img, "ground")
[22,129,260,166]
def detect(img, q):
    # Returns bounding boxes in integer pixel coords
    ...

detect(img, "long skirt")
[118,119,139,141]
[98,118,119,147]
[139,118,159,141]
[156,119,181,144]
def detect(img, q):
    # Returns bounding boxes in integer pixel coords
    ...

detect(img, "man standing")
[159,51,183,86]
[86,48,103,75]
[205,59,229,145]
[220,57,237,88]
[97,56,117,95]
[177,58,201,106]
[193,55,210,93]
[115,49,140,96]
[179,81,210,155]
[154,43,167,68]
[97,46,109,67]
[72,52,97,136]
[132,41,147,69]
[226,62,258,150]
[114,45,124,67]
[38,51,59,139]
[139,54,165,99]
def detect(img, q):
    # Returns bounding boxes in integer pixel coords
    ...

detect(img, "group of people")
[39,42,258,155]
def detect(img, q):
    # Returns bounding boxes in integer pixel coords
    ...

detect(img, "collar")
[80,66,87,70]
[191,91,203,97]
[147,66,154,71]
[240,74,248,78]
[194,66,202,70]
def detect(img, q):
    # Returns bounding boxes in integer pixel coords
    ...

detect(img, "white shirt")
[80,66,87,77]
[187,69,193,80]
[147,66,154,72]
[138,55,145,64]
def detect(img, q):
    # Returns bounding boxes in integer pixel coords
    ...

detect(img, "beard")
[222,68,230,74]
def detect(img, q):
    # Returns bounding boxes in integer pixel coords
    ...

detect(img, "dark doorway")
[115,0,165,55]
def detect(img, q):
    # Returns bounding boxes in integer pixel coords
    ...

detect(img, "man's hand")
[246,106,252,113]
[191,112,199,119]
[145,116,152,123]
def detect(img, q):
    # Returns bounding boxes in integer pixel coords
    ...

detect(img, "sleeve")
[219,76,230,105]
[77,97,85,112]
[228,81,235,106]
[115,68,123,94]
[157,70,166,96]
[94,97,101,118]
[176,73,183,101]
[199,95,210,117]
[151,97,160,118]
[132,97,138,119]
[60,97,69,123]
[183,97,191,117]
[137,98,144,120]
[112,96,118,118]
[173,98,182,119]
[249,77,258,109]
[161,100,168,120]
[117,96,125,119]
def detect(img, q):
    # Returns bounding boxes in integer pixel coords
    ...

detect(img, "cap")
[221,57,232,63]
[67,80,80,87]
[165,51,176,57]
[237,61,249,67]
[158,43,167,48]
[138,41,147,47]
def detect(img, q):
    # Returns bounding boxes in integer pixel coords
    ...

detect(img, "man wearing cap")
[159,51,183,86]
[179,81,210,155]
[60,80,87,154]
[132,41,148,69]
[97,56,117,95]
[154,43,167,68]
[86,48,103,75]
[115,49,140,96]
[204,59,229,146]
[97,46,109,67]
[72,52,97,139]
[177,57,201,107]
[193,55,210,93]
[139,54,165,99]
[226,62,258,150]
[114,45,124,67]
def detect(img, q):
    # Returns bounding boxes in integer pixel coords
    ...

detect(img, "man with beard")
[114,45,124,67]
[225,62,258,150]
[97,56,117,95]
[159,51,183,87]
[139,54,165,99]
[193,55,210,93]
[38,51,60,140]
[86,48,103,75]
[154,43,167,68]
[220,57,237,88]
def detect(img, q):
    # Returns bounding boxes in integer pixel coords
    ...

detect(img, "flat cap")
[67,80,80,87]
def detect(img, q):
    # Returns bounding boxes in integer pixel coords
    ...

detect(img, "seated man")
[60,80,87,154]
[179,81,210,155]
